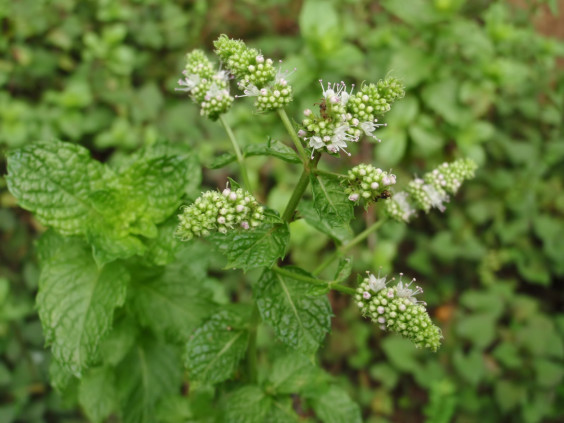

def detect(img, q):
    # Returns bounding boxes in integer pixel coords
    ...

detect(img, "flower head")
[356,270,442,351]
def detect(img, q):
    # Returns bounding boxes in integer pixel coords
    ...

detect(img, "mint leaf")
[310,385,362,423]
[6,141,109,235]
[334,257,352,282]
[117,143,193,228]
[209,152,236,169]
[298,200,352,243]
[129,251,216,342]
[117,336,182,423]
[267,353,320,395]
[223,385,272,423]
[185,309,249,385]
[267,398,301,422]
[78,366,117,423]
[7,141,198,266]
[310,174,353,227]
[208,223,290,272]
[37,236,129,376]
[142,216,183,266]
[256,268,332,353]
[244,138,301,163]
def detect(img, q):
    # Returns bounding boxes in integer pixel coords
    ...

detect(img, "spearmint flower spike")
[176,185,265,241]
[298,76,405,157]
[213,35,294,112]
[356,270,442,351]
[384,158,478,222]
[176,49,234,121]
[344,163,397,204]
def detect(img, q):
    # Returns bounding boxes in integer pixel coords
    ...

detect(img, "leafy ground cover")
[1,1,564,422]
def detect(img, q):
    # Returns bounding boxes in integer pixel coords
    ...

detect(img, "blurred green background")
[1,0,563,422]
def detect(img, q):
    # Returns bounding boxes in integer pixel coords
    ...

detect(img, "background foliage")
[1,0,563,422]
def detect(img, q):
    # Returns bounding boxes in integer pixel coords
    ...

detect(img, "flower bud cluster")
[298,78,405,157]
[344,164,396,204]
[176,187,264,241]
[213,35,293,112]
[355,271,442,351]
[176,50,234,121]
[384,158,477,222]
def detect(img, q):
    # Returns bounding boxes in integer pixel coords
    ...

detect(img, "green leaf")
[310,174,353,227]
[6,141,109,236]
[382,0,444,25]
[223,385,272,423]
[37,236,129,376]
[7,141,196,266]
[256,268,332,353]
[185,309,249,385]
[209,153,236,169]
[299,0,342,57]
[421,78,469,125]
[243,138,301,164]
[267,353,320,395]
[297,200,352,243]
[310,385,362,423]
[78,366,117,423]
[116,336,182,423]
[334,257,352,282]
[128,263,215,343]
[142,216,183,266]
[116,143,193,228]
[208,223,290,272]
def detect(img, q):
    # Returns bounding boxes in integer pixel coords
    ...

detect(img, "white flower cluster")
[298,78,404,157]
[214,35,293,112]
[385,158,478,222]
[356,271,442,351]
[176,186,264,240]
[344,163,397,203]
[176,50,234,121]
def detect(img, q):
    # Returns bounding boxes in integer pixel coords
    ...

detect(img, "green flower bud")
[176,186,264,240]
[344,163,396,204]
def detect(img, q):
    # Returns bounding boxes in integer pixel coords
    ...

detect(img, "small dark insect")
[374,190,392,201]
[319,98,328,119]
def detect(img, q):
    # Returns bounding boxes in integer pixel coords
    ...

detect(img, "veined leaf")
[6,141,110,235]
[310,385,362,423]
[185,309,249,385]
[117,143,193,227]
[267,353,321,395]
[334,257,352,282]
[116,336,182,423]
[310,174,353,227]
[129,246,216,342]
[78,366,117,423]
[208,223,289,272]
[209,152,236,169]
[244,139,301,163]
[209,139,300,169]
[223,385,272,423]
[255,268,332,353]
[297,200,352,243]
[37,235,129,376]
[142,215,183,266]
[7,141,199,266]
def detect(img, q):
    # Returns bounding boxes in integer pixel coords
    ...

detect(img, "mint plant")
[5,35,477,422]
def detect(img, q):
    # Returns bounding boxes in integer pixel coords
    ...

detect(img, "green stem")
[272,265,356,295]
[246,303,260,382]
[313,218,387,276]
[281,153,321,222]
[219,114,252,192]
[277,108,308,163]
